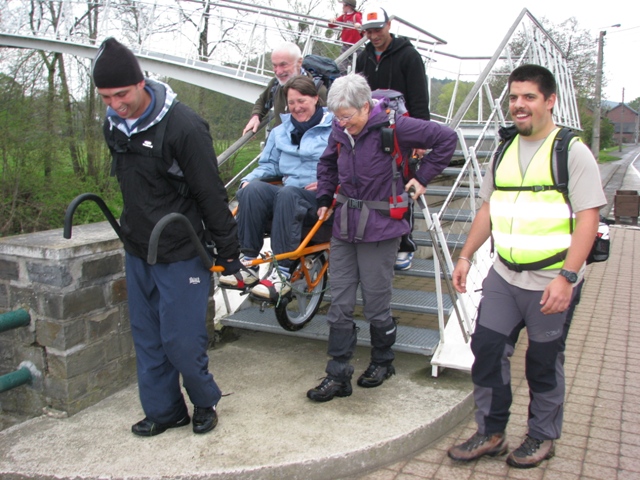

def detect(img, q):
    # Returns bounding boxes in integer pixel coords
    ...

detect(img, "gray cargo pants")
[471,267,582,440]
[325,237,400,377]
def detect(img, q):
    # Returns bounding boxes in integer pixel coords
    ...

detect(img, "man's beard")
[515,123,533,137]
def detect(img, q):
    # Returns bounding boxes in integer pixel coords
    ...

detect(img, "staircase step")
[412,231,467,249]
[324,287,453,316]
[395,258,450,279]
[220,308,441,355]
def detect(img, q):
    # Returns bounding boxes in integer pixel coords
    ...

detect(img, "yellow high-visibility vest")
[490,127,575,270]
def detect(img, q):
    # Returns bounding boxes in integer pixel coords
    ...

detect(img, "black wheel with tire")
[275,252,328,331]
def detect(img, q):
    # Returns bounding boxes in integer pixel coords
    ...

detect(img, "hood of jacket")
[106,78,177,137]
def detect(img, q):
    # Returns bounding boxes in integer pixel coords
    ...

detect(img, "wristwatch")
[559,269,578,284]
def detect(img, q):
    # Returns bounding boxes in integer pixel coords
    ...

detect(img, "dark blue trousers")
[236,181,318,268]
[125,253,221,424]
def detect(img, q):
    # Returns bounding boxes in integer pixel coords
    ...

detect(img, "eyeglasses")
[336,110,359,123]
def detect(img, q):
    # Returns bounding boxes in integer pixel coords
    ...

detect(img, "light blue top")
[242,108,333,188]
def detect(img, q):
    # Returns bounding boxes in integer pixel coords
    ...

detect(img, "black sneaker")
[192,406,218,434]
[131,415,190,437]
[357,363,395,388]
[307,376,353,402]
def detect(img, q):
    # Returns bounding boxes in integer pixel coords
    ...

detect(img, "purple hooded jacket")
[316,98,457,243]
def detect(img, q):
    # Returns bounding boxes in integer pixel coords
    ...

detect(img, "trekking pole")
[408,188,470,343]
[64,193,122,241]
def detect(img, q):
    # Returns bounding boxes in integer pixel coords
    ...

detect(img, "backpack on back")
[371,89,415,181]
[302,54,342,91]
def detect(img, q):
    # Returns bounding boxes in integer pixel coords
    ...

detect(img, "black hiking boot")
[307,376,353,402]
[357,363,395,388]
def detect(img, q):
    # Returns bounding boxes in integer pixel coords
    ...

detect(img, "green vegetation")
[597,147,621,164]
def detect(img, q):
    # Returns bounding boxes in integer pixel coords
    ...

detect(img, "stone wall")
[0,222,134,417]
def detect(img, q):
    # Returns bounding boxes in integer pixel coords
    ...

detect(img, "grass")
[598,146,622,163]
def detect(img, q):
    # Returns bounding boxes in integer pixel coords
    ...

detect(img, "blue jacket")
[242,108,333,188]
[317,99,457,243]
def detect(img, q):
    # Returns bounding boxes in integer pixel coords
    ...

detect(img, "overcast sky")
[366,0,640,103]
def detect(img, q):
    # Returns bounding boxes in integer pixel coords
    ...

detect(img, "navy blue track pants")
[125,253,221,424]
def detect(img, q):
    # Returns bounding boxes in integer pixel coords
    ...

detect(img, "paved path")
[352,177,640,479]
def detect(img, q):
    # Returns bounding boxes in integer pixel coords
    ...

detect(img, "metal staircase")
[216,6,582,376]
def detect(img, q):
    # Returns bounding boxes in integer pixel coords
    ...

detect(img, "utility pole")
[619,88,624,152]
[591,30,606,157]
[591,24,621,157]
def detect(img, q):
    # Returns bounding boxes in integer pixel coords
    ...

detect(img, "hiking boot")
[307,375,353,402]
[219,267,259,289]
[192,406,218,434]
[394,252,413,271]
[448,431,508,461]
[506,435,554,468]
[357,363,395,388]
[251,268,291,301]
[131,415,190,437]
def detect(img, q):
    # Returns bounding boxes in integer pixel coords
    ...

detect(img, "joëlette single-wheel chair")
[63,191,333,332]
[217,185,333,331]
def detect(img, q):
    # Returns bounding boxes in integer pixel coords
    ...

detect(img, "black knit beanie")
[92,38,144,88]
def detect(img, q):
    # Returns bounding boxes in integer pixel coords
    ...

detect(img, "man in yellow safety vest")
[447,64,605,469]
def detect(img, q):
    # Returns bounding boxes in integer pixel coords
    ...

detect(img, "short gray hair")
[272,42,302,62]
[327,74,373,113]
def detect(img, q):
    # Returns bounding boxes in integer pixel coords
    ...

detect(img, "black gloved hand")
[215,257,242,276]
[316,194,333,209]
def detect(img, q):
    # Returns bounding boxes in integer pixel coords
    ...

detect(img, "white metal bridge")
[0,0,581,374]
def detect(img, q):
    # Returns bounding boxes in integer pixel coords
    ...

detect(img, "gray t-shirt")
[478,132,606,290]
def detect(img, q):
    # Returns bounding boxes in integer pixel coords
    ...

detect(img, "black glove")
[316,194,333,209]
[215,257,242,276]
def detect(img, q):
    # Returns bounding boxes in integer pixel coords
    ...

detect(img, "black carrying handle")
[147,213,213,269]
[64,193,122,240]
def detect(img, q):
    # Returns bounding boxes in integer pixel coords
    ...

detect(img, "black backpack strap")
[491,125,518,190]
[151,100,178,158]
[498,249,568,272]
[551,127,576,233]
[264,81,280,111]
[552,127,575,195]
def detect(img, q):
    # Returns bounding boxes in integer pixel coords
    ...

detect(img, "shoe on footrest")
[219,267,259,289]
[250,268,291,301]
[394,252,413,271]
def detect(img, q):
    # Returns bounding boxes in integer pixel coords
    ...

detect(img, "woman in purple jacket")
[307,74,458,402]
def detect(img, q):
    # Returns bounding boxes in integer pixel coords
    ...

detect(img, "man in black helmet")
[92,37,241,437]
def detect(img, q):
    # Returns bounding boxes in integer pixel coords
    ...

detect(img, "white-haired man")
[242,42,328,134]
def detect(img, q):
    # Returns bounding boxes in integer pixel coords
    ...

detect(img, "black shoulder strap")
[491,125,518,189]
[151,100,178,158]
[551,127,575,195]
[265,81,280,111]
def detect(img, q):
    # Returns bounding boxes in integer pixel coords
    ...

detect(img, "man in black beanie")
[92,37,241,437]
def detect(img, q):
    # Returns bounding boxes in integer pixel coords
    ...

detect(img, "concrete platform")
[0,329,473,480]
